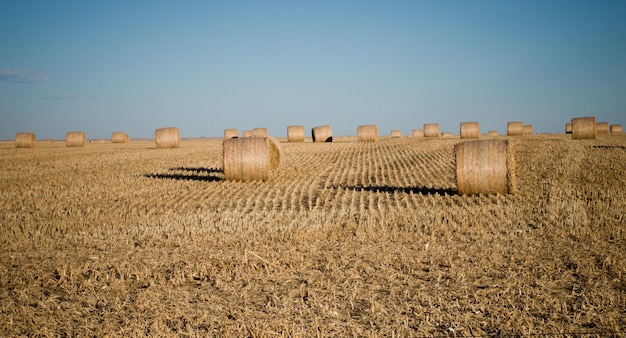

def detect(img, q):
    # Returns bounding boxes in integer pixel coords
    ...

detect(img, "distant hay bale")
[223,136,282,181]
[571,117,596,139]
[15,132,36,148]
[507,122,524,136]
[242,130,253,137]
[596,122,609,133]
[412,129,424,137]
[390,130,402,138]
[357,125,378,142]
[92,139,107,144]
[456,139,516,195]
[565,123,572,134]
[111,132,129,143]
[441,132,454,138]
[155,127,180,148]
[460,122,480,139]
[66,131,86,147]
[424,123,439,137]
[312,125,333,142]
[287,125,305,142]
[610,124,622,133]
[252,128,268,137]
[523,125,533,135]
[224,129,238,139]
[486,130,499,136]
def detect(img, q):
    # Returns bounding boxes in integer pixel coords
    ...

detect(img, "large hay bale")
[357,125,378,142]
[507,122,524,136]
[312,125,333,142]
[424,123,439,137]
[223,136,282,181]
[252,128,268,137]
[456,139,515,195]
[460,122,479,139]
[224,129,238,139]
[412,129,424,137]
[155,127,180,148]
[66,131,86,147]
[111,131,129,143]
[596,122,609,133]
[287,125,305,142]
[523,125,533,135]
[610,124,622,133]
[565,123,572,134]
[390,130,402,138]
[571,117,596,139]
[15,132,36,148]
[242,130,253,137]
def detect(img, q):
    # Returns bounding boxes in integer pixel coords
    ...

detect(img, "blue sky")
[1,0,625,140]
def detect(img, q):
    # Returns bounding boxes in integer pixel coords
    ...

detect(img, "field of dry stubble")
[1,133,625,336]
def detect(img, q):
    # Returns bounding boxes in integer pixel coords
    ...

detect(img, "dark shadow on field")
[144,167,224,182]
[335,184,457,196]
[591,145,626,151]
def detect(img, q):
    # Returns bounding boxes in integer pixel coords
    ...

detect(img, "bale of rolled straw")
[287,125,305,142]
[507,122,524,136]
[486,130,499,136]
[441,132,454,138]
[224,128,238,139]
[424,123,439,137]
[460,122,480,139]
[523,125,533,135]
[565,123,572,134]
[412,129,424,137]
[15,132,36,148]
[596,122,609,133]
[66,131,86,147]
[390,130,402,138]
[242,130,253,137]
[223,136,282,181]
[357,125,378,142]
[92,139,107,144]
[155,127,180,148]
[610,124,622,133]
[252,128,268,137]
[456,139,516,195]
[571,117,596,139]
[312,125,333,142]
[111,132,129,143]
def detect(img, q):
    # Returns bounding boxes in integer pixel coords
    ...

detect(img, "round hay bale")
[242,130,253,137]
[412,129,424,137]
[456,139,516,195]
[111,132,129,143]
[610,124,622,133]
[287,125,305,142]
[390,130,402,138]
[486,130,499,136]
[357,125,378,142]
[155,127,180,148]
[312,125,333,142]
[596,122,609,133]
[92,139,107,144]
[571,117,596,139]
[565,123,572,134]
[507,122,524,136]
[424,123,439,137]
[252,128,268,137]
[15,132,36,148]
[460,122,480,139]
[223,136,282,181]
[523,125,533,135]
[441,132,454,138]
[66,131,86,147]
[224,128,238,139]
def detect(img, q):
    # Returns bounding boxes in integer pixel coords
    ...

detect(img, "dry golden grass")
[1,134,625,336]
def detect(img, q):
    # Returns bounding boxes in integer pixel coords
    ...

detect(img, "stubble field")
[1,134,625,336]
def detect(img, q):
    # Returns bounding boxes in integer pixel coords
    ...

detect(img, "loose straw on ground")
[456,139,516,195]
[460,122,479,139]
[424,123,439,137]
[223,136,282,181]
[66,131,86,147]
[287,125,305,142]
[571,117,596,139]
[224,129,238,139]
[15,132,36,148]
[507,122,524,136]
[155,127,180,148]
[357,125,378,142]
[312,125,333,142]
[111,132,129,143]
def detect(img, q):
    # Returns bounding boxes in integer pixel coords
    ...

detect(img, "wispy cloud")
[0,67,49,83]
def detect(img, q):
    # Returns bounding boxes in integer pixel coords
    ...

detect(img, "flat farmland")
[1,134,625,336]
